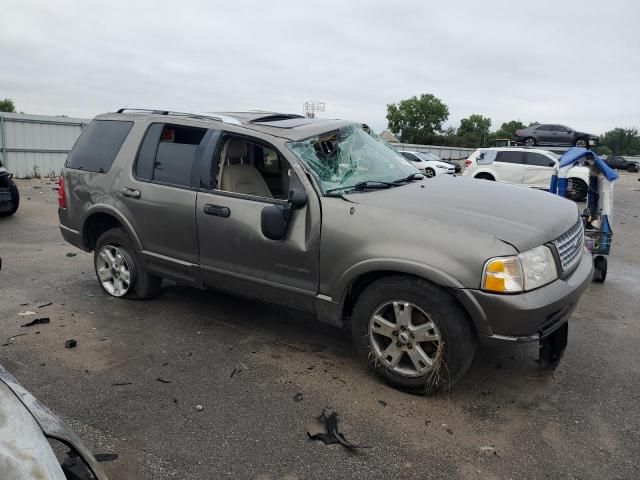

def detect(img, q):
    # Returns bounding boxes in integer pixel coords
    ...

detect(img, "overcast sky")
[2,0,638,134]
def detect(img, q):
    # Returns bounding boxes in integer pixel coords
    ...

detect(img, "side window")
[536,125,552,131]
[476,150,497,165]
[401,152,418,161]
[551,125,567,132]
[525,152,554,167]
[496,151,523,164]
[216,136,291,200]
[66,120,133,173]
[134,123,207,187]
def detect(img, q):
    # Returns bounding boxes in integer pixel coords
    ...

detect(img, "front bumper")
[471,249,593,340]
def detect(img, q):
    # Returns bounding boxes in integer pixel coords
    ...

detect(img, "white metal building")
[0,112,89,178]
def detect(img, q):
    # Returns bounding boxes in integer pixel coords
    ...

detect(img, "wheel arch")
[335,260,490,336]
[82,206,142,252]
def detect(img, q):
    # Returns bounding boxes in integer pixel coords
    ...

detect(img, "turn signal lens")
[482,257,523,293]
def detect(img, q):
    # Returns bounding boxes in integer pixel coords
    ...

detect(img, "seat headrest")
[226,138,247,160]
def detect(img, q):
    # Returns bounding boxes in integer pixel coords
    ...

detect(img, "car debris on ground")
[306,410,361,449]
[21,317,50,327]
[65,339,77,349]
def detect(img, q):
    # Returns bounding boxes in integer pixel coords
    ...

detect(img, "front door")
[195,133,321,310]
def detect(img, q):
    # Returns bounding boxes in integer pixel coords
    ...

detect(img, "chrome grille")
[552,218,584,272]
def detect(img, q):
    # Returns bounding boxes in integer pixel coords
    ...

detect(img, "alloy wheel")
[95,245,132,297]
[368,300,442,377]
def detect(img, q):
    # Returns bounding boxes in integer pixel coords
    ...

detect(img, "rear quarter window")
[66,120,133,173]
[476,150,497,165]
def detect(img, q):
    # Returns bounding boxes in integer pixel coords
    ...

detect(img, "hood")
[344,176,579,252]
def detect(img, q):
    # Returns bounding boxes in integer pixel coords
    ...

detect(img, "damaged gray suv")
[59,109,593,393]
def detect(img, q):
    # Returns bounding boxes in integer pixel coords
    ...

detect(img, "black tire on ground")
[574,138,588,148]
[627,165,636,173]
[424,168,435,178]
[475,173,495,181]
[94,227,161,299]
[566,178,588,202]
[0,180,19,217]
[593,255,607,283]
[524,137,536,147]
[351,275,477,394]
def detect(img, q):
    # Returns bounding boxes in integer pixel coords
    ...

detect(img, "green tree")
[456,114,492,147]
[494,120,526,139]
[599,128,640,155]
[595,145,612,156]
[0,98,16,112]
[386,94,449,144]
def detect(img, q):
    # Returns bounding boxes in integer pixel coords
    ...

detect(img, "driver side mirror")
[261,188,308,240]
[548,161,556,167]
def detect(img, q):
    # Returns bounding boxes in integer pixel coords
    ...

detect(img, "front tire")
[627,164,636,173]
[0,180,19,217]
[94,227,161,299]
[524,137,536,147]
[566,178,588,202]
[424,167,435,178]
[475,173,495,181]
[351,276,476,394]
[575,138,588,148]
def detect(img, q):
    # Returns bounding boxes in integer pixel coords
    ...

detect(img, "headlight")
[435,164,448,169]
[482,245,557,293]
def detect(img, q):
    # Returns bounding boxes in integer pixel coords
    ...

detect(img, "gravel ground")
[1,174,639,479]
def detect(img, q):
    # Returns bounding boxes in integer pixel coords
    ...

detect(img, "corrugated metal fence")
[0,112,89,178]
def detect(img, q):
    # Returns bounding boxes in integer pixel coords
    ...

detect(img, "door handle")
[120,187,141,199]
[203,204,230,217]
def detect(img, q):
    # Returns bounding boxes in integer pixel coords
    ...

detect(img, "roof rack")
[115,108,242,125]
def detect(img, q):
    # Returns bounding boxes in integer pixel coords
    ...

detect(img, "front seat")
[220,139,272,198]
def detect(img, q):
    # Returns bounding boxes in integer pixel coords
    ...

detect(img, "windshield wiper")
[392,172,424,184]
[325,180,398,195]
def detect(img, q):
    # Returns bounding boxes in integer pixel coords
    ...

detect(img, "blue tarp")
[558,147,619,182]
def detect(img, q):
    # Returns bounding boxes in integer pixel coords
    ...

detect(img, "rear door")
[494,150,524,184]
[535,125,555,144]
[116,121,208,280]
[523,151,555,188]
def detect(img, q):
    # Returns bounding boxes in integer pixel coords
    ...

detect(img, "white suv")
[462,147,590,201]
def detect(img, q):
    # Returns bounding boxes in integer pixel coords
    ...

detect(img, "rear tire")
[351,276,476,394]
[627,165,636,173]
[524,137,536,147]
[593,255,607,283]
[575,138,588,148]
[94,227,161,299]
[475,173,495,181]
[0,180,19,217]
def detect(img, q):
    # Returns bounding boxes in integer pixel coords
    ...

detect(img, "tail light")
[58,176,66,208]
[464,159,472,167]
[515,129,521,136]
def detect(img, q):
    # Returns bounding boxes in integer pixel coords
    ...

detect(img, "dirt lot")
[1,175,639,479]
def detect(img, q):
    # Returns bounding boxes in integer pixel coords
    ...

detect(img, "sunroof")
[250,114,305,123]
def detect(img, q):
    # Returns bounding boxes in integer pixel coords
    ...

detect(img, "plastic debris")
[37,302,53,308]
[18,311,37,316]
[195,404,204,411]
[65,339,77,349]
[156,377,171,384]
[306,410,360,449]
[66,252,77,257]
[479,446,497,456]
[21,317,50,327]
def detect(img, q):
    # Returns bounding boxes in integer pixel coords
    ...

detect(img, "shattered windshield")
[287,124,418,194]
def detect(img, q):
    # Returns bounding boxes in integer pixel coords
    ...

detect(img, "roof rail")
[115,108,242,125]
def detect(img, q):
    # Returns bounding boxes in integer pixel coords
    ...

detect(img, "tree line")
[386,93,640,156]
